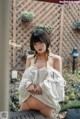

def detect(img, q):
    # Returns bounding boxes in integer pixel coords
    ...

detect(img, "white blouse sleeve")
[39,79,52,92]
[39,71,66,102]
[19,69,33,90]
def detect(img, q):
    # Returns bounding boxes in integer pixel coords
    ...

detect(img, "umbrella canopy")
[36,0,62,3]
[36,0,79,4]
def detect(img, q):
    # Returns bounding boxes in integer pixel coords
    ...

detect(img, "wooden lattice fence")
[9,0,80,78]
[61,3,80,71]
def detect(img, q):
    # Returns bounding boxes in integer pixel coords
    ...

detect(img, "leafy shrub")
[35,24,52,34]
[20,11,34,22]
[73,21,80,30]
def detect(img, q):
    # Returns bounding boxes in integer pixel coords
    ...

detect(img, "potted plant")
[72,21,80,30]
[35,24,52,34]
[20,11,34,22]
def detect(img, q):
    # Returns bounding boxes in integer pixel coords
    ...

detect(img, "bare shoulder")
[50,53,61,61]
[27,54,34,60]
[26,54,34,68]
[50,53,62,73]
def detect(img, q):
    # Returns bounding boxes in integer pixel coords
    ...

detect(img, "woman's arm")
[25,54,34,69]
[25,55,31,69]
[25,55,37,94]
[19,55,34,90]
[53,55,62,74]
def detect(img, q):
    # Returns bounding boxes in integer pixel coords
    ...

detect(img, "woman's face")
[33,41,47,54]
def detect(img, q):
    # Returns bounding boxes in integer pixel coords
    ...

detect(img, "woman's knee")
[40,107,55,117]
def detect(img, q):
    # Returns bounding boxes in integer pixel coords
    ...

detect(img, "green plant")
[20,11,34,22]
[35,24,52,34]
[20,48,34,62]
[73,21,80,30]
[61,100,80,112]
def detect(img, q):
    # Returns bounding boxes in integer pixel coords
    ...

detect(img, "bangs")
[31,34,43,44]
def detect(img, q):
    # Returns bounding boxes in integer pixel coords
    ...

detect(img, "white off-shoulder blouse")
[18,61,66,113]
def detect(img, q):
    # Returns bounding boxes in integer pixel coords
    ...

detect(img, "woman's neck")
[37,53,49,61]
[37,52,48,58]
[34,52,48,63]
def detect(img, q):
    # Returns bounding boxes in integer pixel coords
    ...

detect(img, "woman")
[19,29,65,118]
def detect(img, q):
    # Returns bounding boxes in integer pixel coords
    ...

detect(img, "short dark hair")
[30,29,50,51]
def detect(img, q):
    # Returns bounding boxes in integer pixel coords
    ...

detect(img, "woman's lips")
[38,49,42,51]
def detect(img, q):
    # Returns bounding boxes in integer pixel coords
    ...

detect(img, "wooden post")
[59,5,64,56]
[0,0,10,111]
[13,0,16,68]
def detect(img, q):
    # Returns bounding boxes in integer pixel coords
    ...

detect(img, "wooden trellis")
[9,0,80,78]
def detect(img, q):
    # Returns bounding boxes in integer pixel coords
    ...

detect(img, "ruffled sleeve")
[39,69,66,102]
[19,68,33,91]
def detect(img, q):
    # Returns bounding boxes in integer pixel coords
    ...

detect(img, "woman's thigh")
[20,96,54,111]
[20,101,30,110]
[27,96,49,110]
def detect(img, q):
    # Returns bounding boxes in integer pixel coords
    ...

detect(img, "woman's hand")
[35,85,42,95]
[27,84,35,93]
[27,84,42,95]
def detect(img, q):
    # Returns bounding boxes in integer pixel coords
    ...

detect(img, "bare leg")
[20,101,30,111]
[40,107,56,118]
